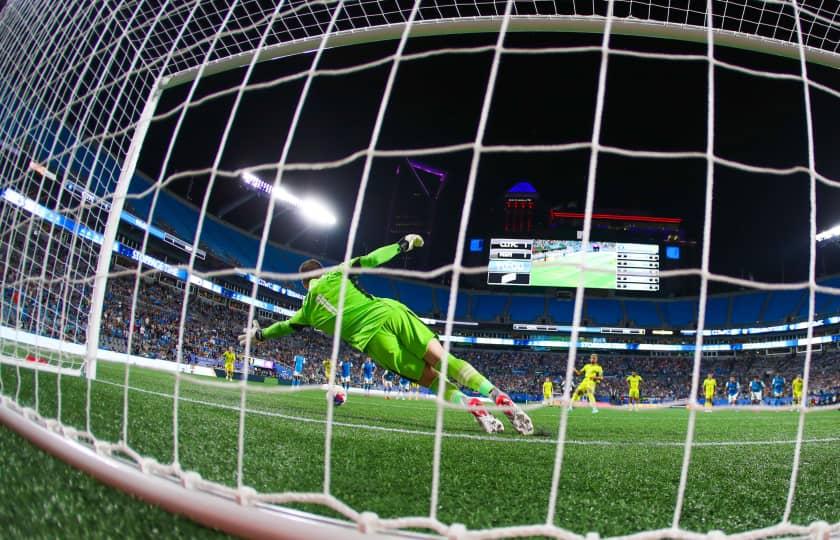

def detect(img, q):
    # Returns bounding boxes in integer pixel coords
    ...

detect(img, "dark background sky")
[137,30,840,296]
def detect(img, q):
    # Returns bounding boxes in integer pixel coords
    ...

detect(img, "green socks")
[428,374,467,405]
[441,353,495,397]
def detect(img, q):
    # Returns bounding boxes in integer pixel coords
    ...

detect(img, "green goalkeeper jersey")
[261,243,404,352]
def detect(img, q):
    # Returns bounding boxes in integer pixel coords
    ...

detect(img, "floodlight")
[816,224,840,242]
[300,197,337,226]
[239,172,337,227]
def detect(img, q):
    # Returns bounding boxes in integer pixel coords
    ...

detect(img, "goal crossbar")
[162,16,840,90]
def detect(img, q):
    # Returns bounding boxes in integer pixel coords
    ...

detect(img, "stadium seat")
[805,277,840,319]
[548,299,574,324]
[508,296,546,323]
[763,289,805,323]
[703,296,730,328]
[435,288,469,320]
[624,300,663,327]
[471,294,507,322]
[356,275,396,299]
[585,298,623,326]
[662,300,697,327]
[730,292,767,325]
[394,280,434,316]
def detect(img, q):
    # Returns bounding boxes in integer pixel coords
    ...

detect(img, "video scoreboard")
[487,238,660,291]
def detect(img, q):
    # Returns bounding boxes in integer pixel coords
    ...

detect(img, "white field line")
[96,378,840,449]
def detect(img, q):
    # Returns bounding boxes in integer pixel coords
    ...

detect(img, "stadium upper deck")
[124,174,840,331]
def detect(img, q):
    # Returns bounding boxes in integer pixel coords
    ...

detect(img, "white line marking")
[96,379,840,448]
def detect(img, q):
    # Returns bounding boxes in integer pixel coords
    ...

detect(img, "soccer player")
[626,371,643,411]
[398,376,410,400]
[322,359,333,383]
[292,354,305,387]
[569,354,604,414]
[239,235,533,435]
[382,369,395,399]
[771,373,785,406]
[702,373,716,412]
[340,358,352,392]
[749,375,765,405]
[409,382,420,400]
[792,374,804,408]
[362,358,376,396]
[542,376,554,406]
[223,347,236,381]
[725,376,740,406]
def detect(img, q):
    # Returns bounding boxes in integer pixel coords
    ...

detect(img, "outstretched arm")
[238,310,308,345]
[262,309,307,340]
[351,234,424,268]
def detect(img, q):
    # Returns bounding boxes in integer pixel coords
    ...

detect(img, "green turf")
[0,419,228,539]
[530,251,617,288]
[0,360,838,538]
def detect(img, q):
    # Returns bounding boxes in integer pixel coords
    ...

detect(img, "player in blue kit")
[382,370,395,399]
[725,376,740,406]
[340,359,352,392]
[292,354,305,387]
[362,358,376,396]
[771,374,785,406]
[749,376,765,405]
[398,376,410,400]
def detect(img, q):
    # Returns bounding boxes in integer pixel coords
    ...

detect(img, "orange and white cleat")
[495,393,534,435]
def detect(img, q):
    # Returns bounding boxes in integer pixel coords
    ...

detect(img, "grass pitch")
[530,251,616,288]
[1,360,838,538]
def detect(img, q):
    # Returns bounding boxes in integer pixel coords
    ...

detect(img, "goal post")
[83,81,164,381]
[1,0,839,538]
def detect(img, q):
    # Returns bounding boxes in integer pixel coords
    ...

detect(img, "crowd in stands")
[1,223,838,406]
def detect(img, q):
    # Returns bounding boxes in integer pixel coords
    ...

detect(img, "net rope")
[0,1,839,539]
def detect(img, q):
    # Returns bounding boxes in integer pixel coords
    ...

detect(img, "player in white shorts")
[382,370,395,399]
[749,375,765,405]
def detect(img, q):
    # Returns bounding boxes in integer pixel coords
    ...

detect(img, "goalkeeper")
[238,235,533,435]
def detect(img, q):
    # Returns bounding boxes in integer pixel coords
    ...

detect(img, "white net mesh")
[0,0,838,538]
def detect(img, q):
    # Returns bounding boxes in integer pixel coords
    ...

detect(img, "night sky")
[137,30,840,296]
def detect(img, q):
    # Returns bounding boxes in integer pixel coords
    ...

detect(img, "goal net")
[0,0,838,538]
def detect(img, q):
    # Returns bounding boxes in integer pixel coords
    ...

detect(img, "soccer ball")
[326,384,347,407]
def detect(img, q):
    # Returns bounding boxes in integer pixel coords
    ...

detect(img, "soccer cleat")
[495,393,534,436]
[467,398,504,434]
[591,408,599,414]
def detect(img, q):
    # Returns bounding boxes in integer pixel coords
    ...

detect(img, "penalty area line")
[97,378,840,448]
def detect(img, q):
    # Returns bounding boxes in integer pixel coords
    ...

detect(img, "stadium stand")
[394,280,434,316]
[548,299,574,324]
[585,298,624,326]
[3,221,838,406]
[763,289,806,323]
[730,292,767,325]
[661,299,697,327]
[508,295,546,323]
[434,288,469,320]
[356,274,396,299]
[703,296,730,328]
[471,294,507,322]
[624,300,663,328]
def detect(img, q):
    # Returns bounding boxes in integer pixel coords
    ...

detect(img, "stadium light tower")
[240,172,337,227]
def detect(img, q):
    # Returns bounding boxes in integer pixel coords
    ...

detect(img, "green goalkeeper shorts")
[363,299,436,382]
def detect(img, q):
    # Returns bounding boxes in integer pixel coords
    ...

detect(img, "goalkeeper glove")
[238,320,262,346]
[398,233,424,253]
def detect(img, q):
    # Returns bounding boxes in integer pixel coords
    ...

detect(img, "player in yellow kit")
[792,374,804,409]
[626,371,643,411]
[542,376,554,405]
[322,359,333,383]
[570,354,604,414]
[223,347,236,381]
[702,373,717,412]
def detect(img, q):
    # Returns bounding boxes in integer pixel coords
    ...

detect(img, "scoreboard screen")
[487,238,660,291]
